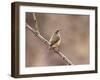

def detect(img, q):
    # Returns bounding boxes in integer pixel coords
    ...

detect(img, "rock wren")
[49,29,61,49]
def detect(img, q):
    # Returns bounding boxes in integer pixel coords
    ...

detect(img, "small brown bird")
[49,29,61,49]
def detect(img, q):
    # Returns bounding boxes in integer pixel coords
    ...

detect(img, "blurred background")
[26,12,89,67]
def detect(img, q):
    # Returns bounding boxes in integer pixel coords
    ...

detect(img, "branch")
[32,13,39,33]
[54,49,73,65]
[26,23,50,46]
[26,23,73,65]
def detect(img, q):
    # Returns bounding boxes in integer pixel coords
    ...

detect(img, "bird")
[49,29,61,50]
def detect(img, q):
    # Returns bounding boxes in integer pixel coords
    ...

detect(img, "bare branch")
[32,13,39,33]
[26,23,73,65]
[54,49,73,65]
[26,23,50,46]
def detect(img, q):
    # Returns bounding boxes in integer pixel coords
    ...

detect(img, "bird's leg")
[53,47,59,51]
[57,47,60,52]
[57,46,60,52]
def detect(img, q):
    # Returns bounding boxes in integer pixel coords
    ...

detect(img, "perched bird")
[49,29,61,50]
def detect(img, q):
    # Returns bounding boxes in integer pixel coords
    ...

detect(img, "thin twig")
[32,13,39,33]
[26,23,73,65]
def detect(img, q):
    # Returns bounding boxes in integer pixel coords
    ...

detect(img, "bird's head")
[55,29,61,34]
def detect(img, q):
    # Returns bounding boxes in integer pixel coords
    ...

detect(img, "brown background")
[26,12,89,67]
